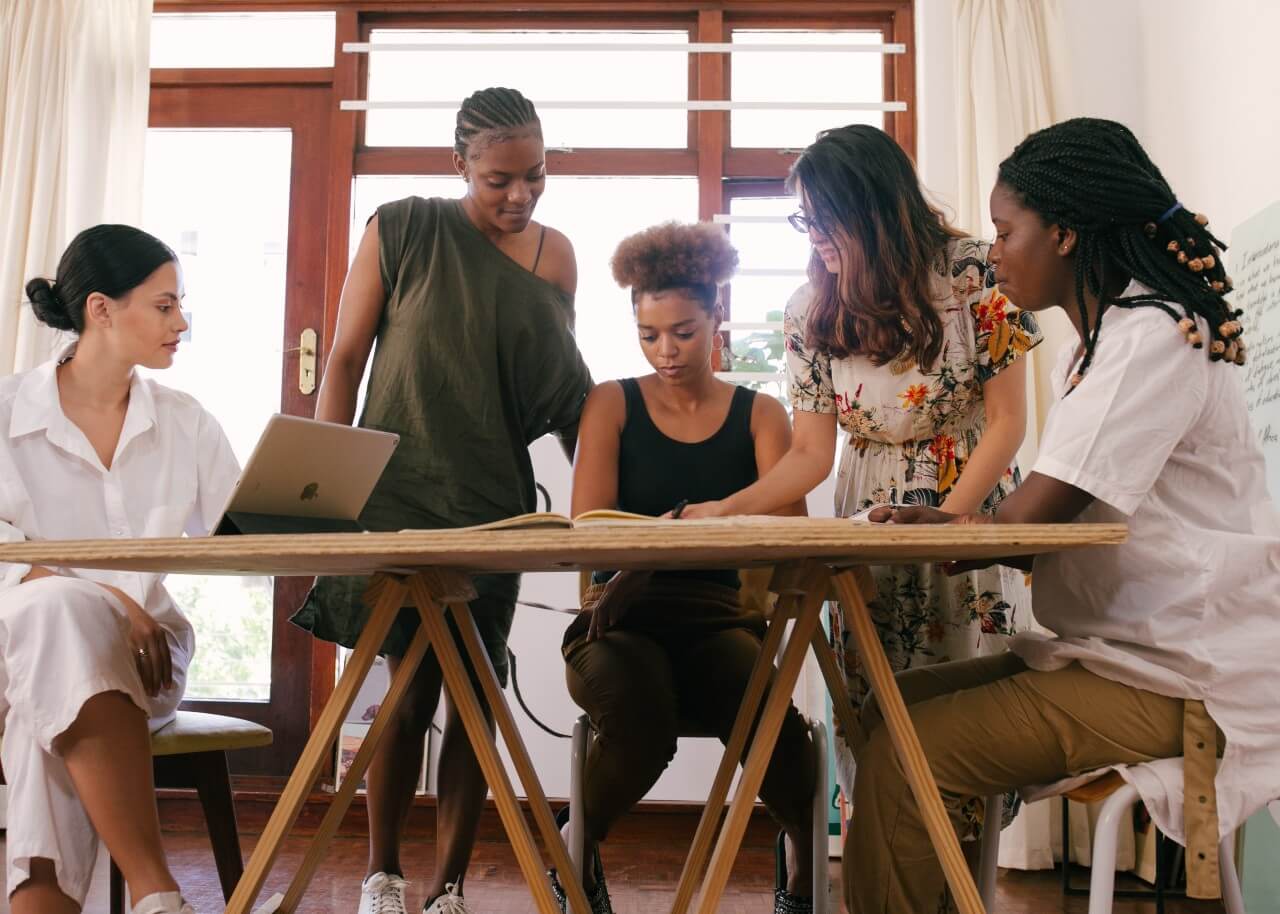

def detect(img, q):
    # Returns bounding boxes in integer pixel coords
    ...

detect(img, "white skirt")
[0,576,188,906]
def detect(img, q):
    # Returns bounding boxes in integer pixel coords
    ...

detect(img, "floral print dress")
[785,238,1042,835]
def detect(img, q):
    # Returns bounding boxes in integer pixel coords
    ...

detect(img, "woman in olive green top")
[292,88,592,914]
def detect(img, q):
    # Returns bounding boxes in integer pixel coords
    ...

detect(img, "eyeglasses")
[788,210,824,235]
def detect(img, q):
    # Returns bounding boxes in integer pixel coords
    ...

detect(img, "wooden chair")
[109,710,273,914]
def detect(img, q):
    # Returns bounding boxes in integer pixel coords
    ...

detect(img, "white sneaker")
[423,882,472,914]
[360,872,410,914]
[131,892,197,914]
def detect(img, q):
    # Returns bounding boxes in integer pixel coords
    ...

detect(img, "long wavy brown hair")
[787,125,964,367]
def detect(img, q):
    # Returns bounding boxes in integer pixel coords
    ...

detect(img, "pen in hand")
[670,499,689,519]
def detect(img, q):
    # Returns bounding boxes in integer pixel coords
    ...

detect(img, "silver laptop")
[214,414,399,535]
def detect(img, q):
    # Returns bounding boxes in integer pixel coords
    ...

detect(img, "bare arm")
[939,357,1028,515]
[749,394,808,517]
[569,383,651,636]
[315,216,387,426]
[538,226,585,463]
[538,225,578,299]
[680,409,836,518]
[570,382,624,516]
[878,471,1095,571]
[991,471,1095,525]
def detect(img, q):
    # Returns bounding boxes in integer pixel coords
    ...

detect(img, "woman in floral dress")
[678,125,1042,831]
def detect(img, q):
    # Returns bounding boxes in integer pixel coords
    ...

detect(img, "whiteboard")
[1229,201,1280,498]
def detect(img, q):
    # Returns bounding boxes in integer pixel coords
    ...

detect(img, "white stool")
[976,766,1247,914]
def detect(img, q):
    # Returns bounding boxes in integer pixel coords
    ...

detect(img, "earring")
[712,334,725,352]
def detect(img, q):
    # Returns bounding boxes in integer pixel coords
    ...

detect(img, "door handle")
[285,328,318,395]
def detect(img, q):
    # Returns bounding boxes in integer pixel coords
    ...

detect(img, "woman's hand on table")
[867,505,989,525]
[587,570,653,641]
[867,506,1004,574]
[663,499,727,519]
[100,584,174,696]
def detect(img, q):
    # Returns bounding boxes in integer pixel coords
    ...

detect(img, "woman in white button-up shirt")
[843,119,1280,914]
[0,225,239,914]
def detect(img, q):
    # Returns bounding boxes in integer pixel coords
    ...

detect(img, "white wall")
[917,0,1280,246]
[1133,0,1280,246]
[1057,0,1144,128]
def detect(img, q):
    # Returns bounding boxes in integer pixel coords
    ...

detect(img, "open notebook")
[402,510,696,533]
[397,510,859,533]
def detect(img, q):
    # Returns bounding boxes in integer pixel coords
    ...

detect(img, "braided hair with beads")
[997,117,1245,391]
[454,87,542,159]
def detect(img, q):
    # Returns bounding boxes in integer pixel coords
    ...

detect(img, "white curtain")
[0,0,153,375]
[954,0,1077,470]
[953,0,1139,875]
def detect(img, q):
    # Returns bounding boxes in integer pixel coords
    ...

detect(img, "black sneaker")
[774,830,813,914]
[548,806,614,914]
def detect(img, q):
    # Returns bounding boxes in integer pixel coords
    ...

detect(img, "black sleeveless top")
[603,377,759,588]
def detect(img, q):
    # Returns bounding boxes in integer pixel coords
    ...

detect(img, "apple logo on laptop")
[300,482,320,502]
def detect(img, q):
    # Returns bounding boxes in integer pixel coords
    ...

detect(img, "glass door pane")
[150,12,336,68]
[141,128,292,701]
[724,191,808,399]
[730,29,885,148]
[364,29,690,149]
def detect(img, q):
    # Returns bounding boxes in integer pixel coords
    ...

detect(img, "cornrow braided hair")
[454,87,542,159]
[997,117,1244,392]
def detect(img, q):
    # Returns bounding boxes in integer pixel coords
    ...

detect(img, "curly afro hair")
[610,221,739,312]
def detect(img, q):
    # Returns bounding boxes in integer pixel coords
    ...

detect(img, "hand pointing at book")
[663,499,727,519]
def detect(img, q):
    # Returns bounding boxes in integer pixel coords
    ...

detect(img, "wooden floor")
[0,831,1227,913]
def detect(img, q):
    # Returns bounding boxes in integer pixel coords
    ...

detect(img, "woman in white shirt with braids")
[0,225,239,914]
[850,119,1280,914]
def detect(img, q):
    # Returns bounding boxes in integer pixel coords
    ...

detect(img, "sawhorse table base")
[226,561,986,914]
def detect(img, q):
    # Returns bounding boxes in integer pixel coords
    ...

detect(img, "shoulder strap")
[531,224,547,273]
[728,384,757,435]
[617,377,643,425]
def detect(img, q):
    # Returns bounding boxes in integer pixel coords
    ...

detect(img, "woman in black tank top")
[552,223,817,914]
[600,376,757,589]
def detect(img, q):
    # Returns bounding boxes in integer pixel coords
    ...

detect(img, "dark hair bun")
[25,278,77,332]
[23,224,176,337]
[611,221,739,293]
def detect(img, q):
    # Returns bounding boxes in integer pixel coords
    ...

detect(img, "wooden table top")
[0,517,1126,577]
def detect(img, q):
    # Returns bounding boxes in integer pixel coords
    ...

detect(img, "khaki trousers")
[845,652,1190,914]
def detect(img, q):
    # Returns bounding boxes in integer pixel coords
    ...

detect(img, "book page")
[399,513,573,533]
[571,511,811,528]
[570,508,662,526]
